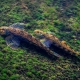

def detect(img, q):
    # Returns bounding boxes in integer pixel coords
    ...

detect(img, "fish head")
[0,26,9,35]
[34,29,44,35]
[34,29,45,38]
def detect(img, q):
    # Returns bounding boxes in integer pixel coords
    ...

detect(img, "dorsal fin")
[5,35,20,49]
[9,23,25,30]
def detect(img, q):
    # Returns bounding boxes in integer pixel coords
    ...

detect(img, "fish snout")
[0,27,8,35]
[34,29,43,35]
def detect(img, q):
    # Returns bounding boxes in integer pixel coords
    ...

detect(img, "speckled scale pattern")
[7,27,61,58]
[35,30,79,56]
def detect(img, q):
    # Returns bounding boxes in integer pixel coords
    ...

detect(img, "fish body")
[0,26,61,58]
[34,30,79,56]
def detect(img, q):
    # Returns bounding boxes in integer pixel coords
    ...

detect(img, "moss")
[26,72,33,77]
[76,40,80,44]
[0,0,80,80]
[10,74,20,80]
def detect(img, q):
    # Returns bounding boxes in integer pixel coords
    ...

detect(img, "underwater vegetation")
[0,0,80,80]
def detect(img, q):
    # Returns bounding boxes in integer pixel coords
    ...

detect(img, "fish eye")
[37,31,39,33]
[2,29,4,30]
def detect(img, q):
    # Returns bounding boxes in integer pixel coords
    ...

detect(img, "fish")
[0,23,62,58]
[34,29,80,56]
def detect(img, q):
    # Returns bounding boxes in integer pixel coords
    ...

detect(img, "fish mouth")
[0,26,8,35]
[0,29,5,35]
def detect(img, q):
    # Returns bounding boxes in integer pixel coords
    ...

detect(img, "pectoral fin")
[5,35,20,49]
[42,39,53,48]
[53,52,62,58]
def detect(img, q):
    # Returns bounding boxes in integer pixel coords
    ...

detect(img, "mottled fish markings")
[0,23,62,58]
[34,30,79,56]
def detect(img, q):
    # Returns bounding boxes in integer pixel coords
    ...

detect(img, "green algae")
[0,0,80,80]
